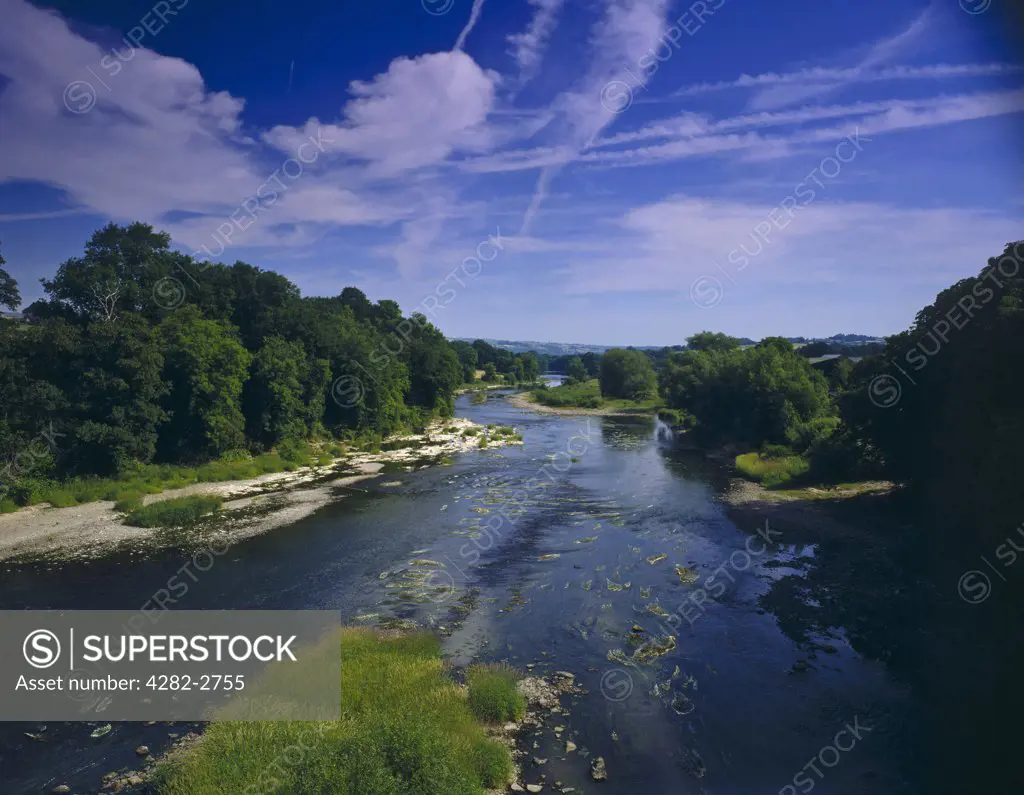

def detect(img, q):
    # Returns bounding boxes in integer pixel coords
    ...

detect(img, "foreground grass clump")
[466,663,526,724]
[124,495,223,528]
[156,629,513,795]
[735,451,810,488]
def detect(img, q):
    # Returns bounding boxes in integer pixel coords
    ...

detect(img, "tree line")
[656,242,1024,544]
[0,223,477,488]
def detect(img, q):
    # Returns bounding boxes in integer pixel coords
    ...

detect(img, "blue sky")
[0,0,1021,344]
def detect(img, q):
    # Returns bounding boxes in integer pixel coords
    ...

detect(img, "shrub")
[466,663,526,724]
[462,428,479,437]
[788,416,841,453]
[735,452,810,488]
[114,494,144,513]
[124,495,223,528]
[759,443,793,460]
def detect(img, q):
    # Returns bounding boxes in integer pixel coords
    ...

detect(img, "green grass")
[530,379,659,412]
[735,452,811,488]
[465,663,526,724]
[124,495,223,528]
[3,441,340,513]
[156,629,514,795]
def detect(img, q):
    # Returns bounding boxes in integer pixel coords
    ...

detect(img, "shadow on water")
[724,488,1024,795]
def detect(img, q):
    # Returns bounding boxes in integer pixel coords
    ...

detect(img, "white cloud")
[264,52,500,179]
[674,62,1024,97]
[746,7,935,110]
[507,0,565,83]
[550,196,1023,296]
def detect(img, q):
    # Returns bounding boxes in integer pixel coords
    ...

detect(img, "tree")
[660,340,831,448]
[518,352,540,383]
[567,356,588,383]
[158,307,251,461]
[451,340,478,383]
[841,240,1024,539]
[244,336,309,449]
[799,341,834,358]
[0,244,20,311]
[63,316,168,475]
[687,331,741,352]
[599,348,657,400]
[42,223,179,323]
[482,362,497,382]
[581,352,602,378]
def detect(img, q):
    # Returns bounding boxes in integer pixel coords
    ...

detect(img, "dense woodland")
[0,223,537,502]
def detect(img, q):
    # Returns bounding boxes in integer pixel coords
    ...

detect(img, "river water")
[0,389,1009,794]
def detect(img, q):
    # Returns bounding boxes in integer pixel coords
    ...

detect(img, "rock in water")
[591,756,608,781]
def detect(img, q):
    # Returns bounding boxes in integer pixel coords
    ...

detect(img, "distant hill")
[458,334,882,355]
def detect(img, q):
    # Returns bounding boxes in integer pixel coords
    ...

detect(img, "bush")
[114,494,144,513]
[466,663,526,724]
[759,443,793,460]
[124,495,223,528]
[462,428,479,437]
[735,452,810,488]
[788,416,841,453]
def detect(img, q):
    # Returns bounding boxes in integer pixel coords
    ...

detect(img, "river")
[0,388,1010,794]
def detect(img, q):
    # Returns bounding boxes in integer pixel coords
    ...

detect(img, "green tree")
[566,356,588,383]
[451,340,478,383]
[0,244,20,311]
[599,349,657,400]
[63,316,168,474]
[841,241,1024,538]
[158,307,251,461]
[244,336,309,449]
[687,331,741,352]
[482,362,497,382]
[517,352,540,383]
[42,223,181,323]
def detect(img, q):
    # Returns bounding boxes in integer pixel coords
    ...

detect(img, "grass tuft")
[124,495,223,528]
[466,663,526,724]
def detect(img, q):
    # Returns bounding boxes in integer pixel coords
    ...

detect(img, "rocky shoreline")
[0,417,522,562]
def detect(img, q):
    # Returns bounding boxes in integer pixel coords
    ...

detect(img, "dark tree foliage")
[841,241,1024,538]
[599,348,657,400]
[686,331,741,352]
[0,244,20,311]
[0,223,474,481]
[660,338,831,448]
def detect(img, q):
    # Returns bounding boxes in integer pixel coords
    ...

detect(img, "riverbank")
[507,391,657,417]
[0,417,522,562]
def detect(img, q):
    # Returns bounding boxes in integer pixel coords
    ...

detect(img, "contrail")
[454,0,485,51]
